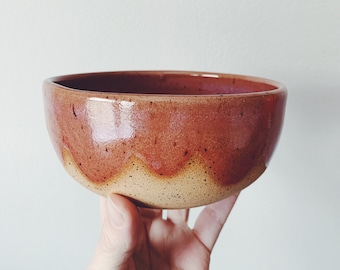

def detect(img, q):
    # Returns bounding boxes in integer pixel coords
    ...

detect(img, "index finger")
[193,192,240,251]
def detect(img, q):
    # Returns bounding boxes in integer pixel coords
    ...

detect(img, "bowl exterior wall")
[43,72,287,208]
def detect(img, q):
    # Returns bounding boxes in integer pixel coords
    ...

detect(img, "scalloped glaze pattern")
[63,149,266,208]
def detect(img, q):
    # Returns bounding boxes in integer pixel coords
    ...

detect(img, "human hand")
[87,192,239,270]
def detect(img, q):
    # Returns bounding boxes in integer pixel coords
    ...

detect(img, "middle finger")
[166,208,190,225]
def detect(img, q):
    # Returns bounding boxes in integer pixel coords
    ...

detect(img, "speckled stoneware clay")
[43,71,287,208]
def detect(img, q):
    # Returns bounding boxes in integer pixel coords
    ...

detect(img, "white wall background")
[1,0,339,269]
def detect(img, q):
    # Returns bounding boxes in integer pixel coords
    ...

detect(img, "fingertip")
[193,192,240,251]
[106,195,125,227]
[88,195,142,268]
[107,194,140,228]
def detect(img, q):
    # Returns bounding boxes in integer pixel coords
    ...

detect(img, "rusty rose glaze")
[44,71,286,187]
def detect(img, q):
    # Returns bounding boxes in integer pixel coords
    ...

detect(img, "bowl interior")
[53,72,279,95]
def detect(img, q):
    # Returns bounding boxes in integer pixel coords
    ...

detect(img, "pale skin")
[87,192,239,270]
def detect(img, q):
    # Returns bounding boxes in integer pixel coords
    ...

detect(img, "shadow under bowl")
[43,71,287,208]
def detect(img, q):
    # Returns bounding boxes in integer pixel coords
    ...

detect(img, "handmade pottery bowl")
[43,71,287,208]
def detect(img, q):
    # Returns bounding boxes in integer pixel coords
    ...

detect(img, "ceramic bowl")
[43,71,287,208]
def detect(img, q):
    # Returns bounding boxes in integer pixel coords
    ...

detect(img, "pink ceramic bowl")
[43,71,287,208]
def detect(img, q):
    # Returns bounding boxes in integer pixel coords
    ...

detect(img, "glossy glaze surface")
[43,71,287,208]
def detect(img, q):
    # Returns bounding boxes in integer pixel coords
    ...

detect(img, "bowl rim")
[44,70,287,98]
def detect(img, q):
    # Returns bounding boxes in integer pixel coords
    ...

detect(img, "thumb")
[87,194,141,270]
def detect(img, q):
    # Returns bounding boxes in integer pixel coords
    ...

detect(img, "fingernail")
[107,195,125,228]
